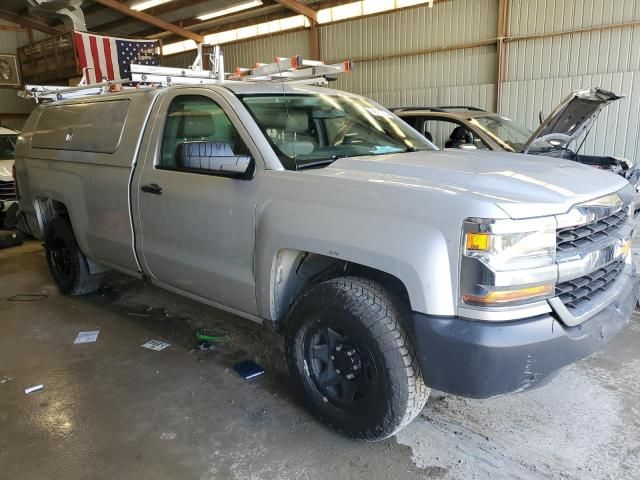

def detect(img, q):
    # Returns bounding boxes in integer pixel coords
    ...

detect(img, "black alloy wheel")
[304,323,379,414]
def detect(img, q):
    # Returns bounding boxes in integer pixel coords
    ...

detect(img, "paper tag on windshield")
[366,107,394,119]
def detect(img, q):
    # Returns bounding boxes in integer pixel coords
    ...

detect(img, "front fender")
[255,181,456,320]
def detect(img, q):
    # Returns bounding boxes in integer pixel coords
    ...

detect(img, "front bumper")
[412,271,638,399]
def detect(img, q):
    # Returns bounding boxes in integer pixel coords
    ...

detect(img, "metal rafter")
[95,3,282,38]
[0,8,65,36]
[134,5,291,40]
[274,0,317,23]
[90,0,204,42]
[88,0,221,33]
[111,1,360,42]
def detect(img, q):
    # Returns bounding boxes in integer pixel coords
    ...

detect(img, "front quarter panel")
[254,169,507,319]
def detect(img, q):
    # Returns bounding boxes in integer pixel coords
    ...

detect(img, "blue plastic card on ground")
[234,360,265,380]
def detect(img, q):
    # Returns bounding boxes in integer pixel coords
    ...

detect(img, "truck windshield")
[239,93,435,170]
[471,115,554,153]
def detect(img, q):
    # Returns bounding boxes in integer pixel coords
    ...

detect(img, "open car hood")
[523,88,622,153]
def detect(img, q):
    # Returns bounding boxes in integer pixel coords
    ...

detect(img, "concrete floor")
[1,241,639,480]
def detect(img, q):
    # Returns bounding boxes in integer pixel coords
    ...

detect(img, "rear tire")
[285,276,430,440]
[44,216,102,295]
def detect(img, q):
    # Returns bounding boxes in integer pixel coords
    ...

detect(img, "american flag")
[74,32,160,84]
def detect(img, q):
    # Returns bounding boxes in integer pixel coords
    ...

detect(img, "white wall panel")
[321,0,498,110]
[321,0,497,62]
[506,26,640,81]
[223,30,310,70]
[333,44,497,109]
[509,0,640,37]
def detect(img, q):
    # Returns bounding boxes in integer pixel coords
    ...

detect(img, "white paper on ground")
[141,340,170,351]
[25,384,44,394]
[74,330,100,344]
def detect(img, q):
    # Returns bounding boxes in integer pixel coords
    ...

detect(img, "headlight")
[460,217,557,307]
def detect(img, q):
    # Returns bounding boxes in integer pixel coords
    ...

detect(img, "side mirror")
[538,110,545,125]
[176,142,255,179]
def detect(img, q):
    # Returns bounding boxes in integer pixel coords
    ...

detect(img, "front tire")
[44,216,102,295]
[285,276,430,440]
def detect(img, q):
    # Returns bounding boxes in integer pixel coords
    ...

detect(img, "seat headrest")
[277,140,315,157]
[255,110,309,133]
[177,111,216,138]
[176,141,234,170]
[450,126,469,141]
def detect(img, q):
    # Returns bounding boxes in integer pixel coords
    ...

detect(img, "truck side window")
[160,95,250,171]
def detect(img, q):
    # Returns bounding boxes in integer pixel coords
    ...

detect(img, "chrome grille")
[556,210,627,252]
[0,180,16,201]
[555,259,625,310]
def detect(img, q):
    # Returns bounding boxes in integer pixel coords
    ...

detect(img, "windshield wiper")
[296,155,345,170]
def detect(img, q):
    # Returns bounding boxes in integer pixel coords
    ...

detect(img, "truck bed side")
[15,89,160,275]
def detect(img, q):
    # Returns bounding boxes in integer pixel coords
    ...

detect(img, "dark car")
[393,88,639,187]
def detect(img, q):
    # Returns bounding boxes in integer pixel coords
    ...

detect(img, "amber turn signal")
[463,284,553,306]
[465,232,490,251]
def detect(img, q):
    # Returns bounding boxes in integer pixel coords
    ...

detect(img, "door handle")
[141,183,163,195]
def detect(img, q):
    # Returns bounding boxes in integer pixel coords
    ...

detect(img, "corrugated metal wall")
[160,0,499,111]
[4,0,634,161]
[333,46,496,109]
[162,29,310,72]
[322,0,498,109]
[501,0,640,162]
[223,29,310,70]
[0,20,47,131]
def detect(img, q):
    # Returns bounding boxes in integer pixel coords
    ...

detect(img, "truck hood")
[0,159,13,182]
[523,88,622,153]
[321,149,629,218]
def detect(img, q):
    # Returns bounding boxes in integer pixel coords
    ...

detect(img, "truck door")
[132,88,262,316]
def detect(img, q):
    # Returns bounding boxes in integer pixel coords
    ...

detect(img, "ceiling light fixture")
[130,0,173,11]
[197,0,263,21]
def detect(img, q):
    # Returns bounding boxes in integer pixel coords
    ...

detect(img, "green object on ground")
[196,331,227,342]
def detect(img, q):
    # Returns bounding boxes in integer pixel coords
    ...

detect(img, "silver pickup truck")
[14,81,639,440]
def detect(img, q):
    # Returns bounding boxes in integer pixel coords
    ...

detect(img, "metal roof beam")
[274,0,317,23]
[0,8,65,36]
[88,0,211,33]
[90,0,204,42]
[131,4,286,39]
[144,7,307,45]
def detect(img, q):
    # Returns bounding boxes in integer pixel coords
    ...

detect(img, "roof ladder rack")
[230,56,352,84]
[19,79,134,103]
[18,50,353,104]
[129,63,223,86]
